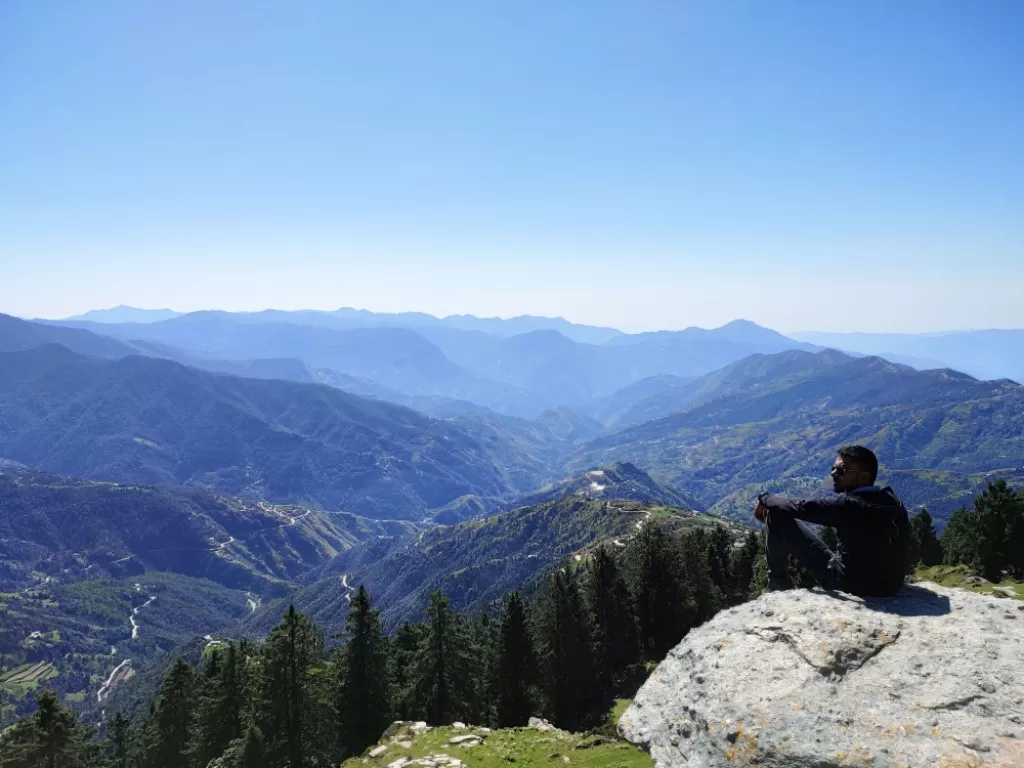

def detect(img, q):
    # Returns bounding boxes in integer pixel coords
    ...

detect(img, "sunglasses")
[831,465,862,477]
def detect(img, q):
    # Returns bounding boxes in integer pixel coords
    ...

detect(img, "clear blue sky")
[2,1,1021,332]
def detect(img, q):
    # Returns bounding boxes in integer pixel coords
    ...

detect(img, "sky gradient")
[2,1,1022,332]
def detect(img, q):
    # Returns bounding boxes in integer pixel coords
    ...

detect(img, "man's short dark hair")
[837,445,878,484]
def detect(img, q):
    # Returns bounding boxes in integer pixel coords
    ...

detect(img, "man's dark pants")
[766,514,846,590]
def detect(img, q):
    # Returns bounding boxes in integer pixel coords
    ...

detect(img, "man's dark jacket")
[760,486,910,596]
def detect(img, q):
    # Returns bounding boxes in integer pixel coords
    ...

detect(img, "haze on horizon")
[2,1,1022,334]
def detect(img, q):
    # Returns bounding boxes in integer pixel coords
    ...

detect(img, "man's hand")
[754,499,769,523]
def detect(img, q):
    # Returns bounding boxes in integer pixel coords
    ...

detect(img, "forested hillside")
[0,467,415,592]
[572,351,1024,525]
[252,492,748,634]
[0,468,418,725]
[3,505,762,765]
[0,346,521,518]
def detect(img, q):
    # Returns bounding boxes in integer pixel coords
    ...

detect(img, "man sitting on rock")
[753,445,910,596]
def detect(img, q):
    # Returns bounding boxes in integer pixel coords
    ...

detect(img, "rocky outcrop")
[620,584,1024,768]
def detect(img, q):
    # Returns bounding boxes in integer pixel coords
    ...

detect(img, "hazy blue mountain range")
[2,313,506,420]
[0,345,522,518]
[58,305,623,344]
[0,312,139,360]
[570,350,1024,525]
[5,312,1023,527]
[584,348,856,428]
[44,312,830,415]
[791,329,1024,384]
[50,313,547,416]
[63,306,183,324]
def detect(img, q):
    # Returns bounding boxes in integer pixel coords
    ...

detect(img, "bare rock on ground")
[620,583,1024,768]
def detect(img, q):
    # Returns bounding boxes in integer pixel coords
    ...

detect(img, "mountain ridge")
[0,345,519,518]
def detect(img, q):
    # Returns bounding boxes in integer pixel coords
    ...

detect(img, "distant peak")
[719,318,762,329]
[64,306,182,324]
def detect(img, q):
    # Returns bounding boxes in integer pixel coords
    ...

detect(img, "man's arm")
[758,493,848,526]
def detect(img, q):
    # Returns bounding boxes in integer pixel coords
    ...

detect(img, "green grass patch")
[64,692,85,703]
[344,725,651,768]
[606,699,632,731]
[914,564,1024,600]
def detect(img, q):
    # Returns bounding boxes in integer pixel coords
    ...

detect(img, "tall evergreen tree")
[626,522,689,656]
[584,547,639,692]
[390,622,428,721]
[751,531,769,597]
[258,605,329,768]
[494,591,535,727]
[188,644,243,768]
[142,658,196,768]
[416,590,470,725]
[705,525,733,599]
[0,690,93,768]
[535,570,595,731]
[682,529,720,623]
[910,507,943,567]
[971,481,1018,581]
[218,726,270,768]
[103,711,132,768]
[338,585,392,756]
[1007,487,1024,580]
[906,518,922,572]
[729,531,760,603]
[465,613,499,727]
[941,506,977,567]
[237,726,270,768]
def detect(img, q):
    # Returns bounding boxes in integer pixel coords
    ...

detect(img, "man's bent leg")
[765,515,845,591]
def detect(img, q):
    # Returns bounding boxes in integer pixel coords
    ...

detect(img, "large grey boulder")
[620,584,1024,768]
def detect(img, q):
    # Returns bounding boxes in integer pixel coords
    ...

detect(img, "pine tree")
[0,689,93,768]
[390,622,429,721]
[494,591,535,727]
[258,605,329,768]
[941,506,977,567]
[910,507,943,567]
[188,644,243,768]
[906,517,922,572]
[751,543,769,596]
[338,585,392,756]
[103,711,132,768]
[705,525,733,599]
[625,522,689,656]
[416,590,470,725]
[681,529,720,623]
[584,547,639,693]
[465,613,499,727]
[142,658,196,768]
[1007,487,1024,580]
[218,726,270,768]
[729,531,760,603]
[535,570,595,731]
[971,481,1018,581]
[237,726,270,768]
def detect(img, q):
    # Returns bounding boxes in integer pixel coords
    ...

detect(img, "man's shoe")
[764,577,793,593]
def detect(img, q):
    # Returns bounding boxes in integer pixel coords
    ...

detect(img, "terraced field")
[0,661,57,687]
